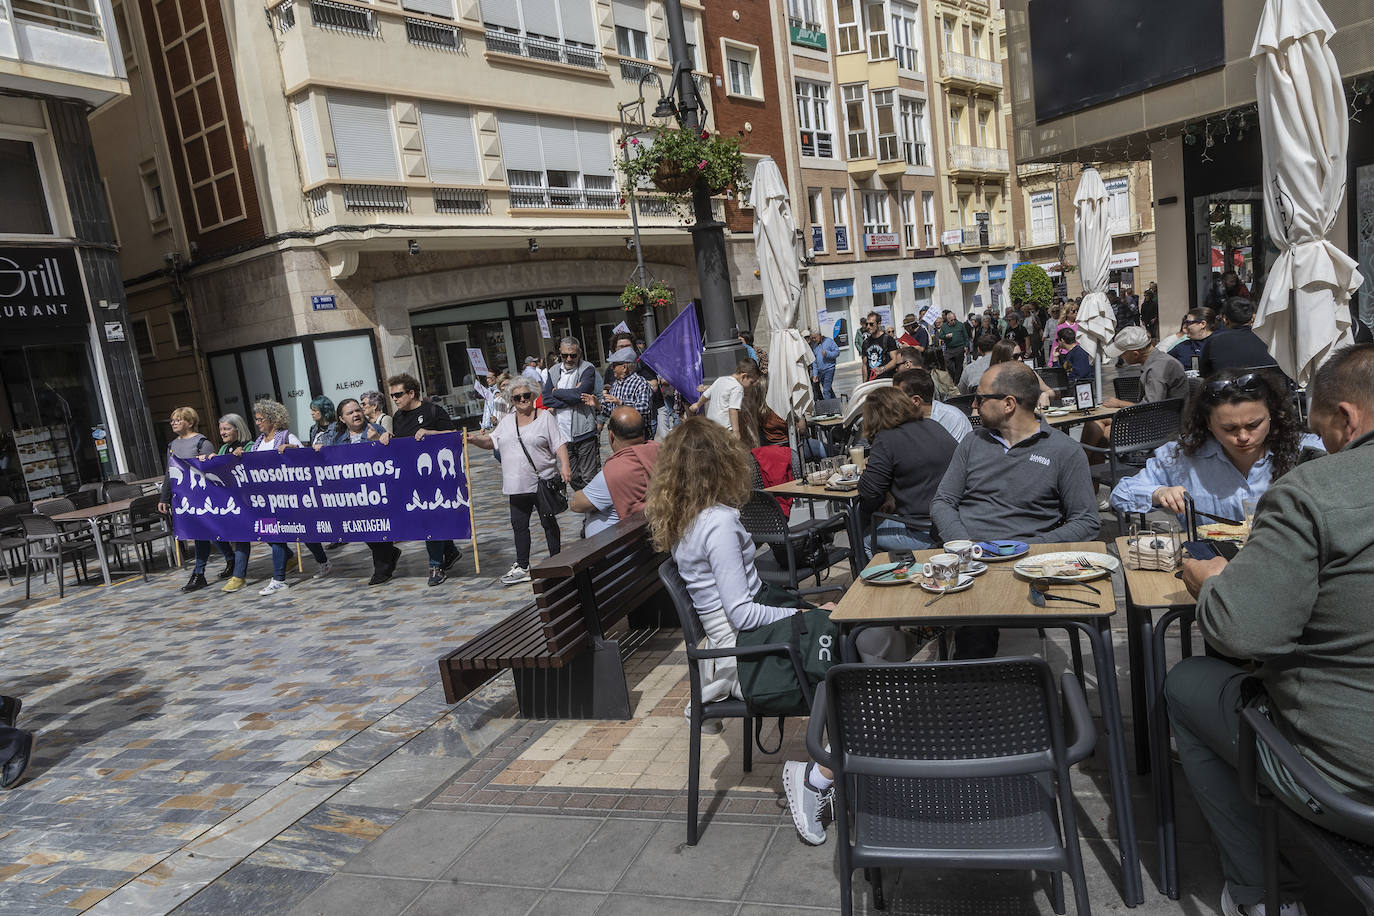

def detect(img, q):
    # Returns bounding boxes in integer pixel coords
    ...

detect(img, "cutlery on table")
[1033,576,1099,595]
[1028,582,1098,607]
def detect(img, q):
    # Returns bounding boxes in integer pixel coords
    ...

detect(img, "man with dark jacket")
[542,336,602,490]
[1200,298,1279,376]
[381,373,462,586]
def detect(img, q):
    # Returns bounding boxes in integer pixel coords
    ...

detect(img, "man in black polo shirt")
[1199,298,1279,376]
[859,311,901,381]
[380,372,462,587]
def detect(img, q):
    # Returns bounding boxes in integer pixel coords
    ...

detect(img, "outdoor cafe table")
[49,498,139,587]
[829,541,1145,907]
[1042,404,1124,430]
[763,478,863,578]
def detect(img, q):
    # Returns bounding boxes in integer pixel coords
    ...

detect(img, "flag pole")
[463,429,480,575]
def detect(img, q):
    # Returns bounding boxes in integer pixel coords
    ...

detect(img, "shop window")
[131,317,155,359]
[0,138,55,236]
[169,308,193,351]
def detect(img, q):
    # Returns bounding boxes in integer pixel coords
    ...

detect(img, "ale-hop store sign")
[0,247,87,328]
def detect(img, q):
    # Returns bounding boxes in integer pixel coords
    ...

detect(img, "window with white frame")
[497,112,616,209]
[807,187,826,252]
[138,159,166,228]
[942,17,955,52]
[615,25,648,59]
[832,188,850,250]
[834,0,861,54]
[901,191,916,249]
[864,2,889,60]
[970,24,982,58]
[976,108,991,147]
[948,104,962,146]
[795,80,833,159]
[788,0,821,31]
[482,0,598,57]
[0,137,55,236]
[1105,176,1130,232]
[899,97,926,165]
[872,89,899,161]
[861,191,889,234]
[842,83,870,159]
[681,8,699,69]
[169,307,194,351]
[613,0,649,60]
[1030,189,1056,246]
[890,1,919,71]
[420,102,481,184]
[921,190,935,247]
[327,91,401,181]
[725,44,758,97]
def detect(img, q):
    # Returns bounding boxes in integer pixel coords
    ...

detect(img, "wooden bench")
[437,514,674,719]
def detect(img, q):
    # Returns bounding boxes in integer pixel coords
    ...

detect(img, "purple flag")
[639,304,703,401]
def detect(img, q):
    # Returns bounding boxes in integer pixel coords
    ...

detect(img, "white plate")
[918,573,974,594]
[963,560,989,577]
[1013,551,1119,582]
[860,562,915,586]
[1044,408,1073,416]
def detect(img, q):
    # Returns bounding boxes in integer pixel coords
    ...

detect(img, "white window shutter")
[611,0,646,32]
[293,97,324,185]
[541,116,581,172]
[558,0,595,43]
[326,91,400,181]
[576,122,613,177]
[401,0,453,17]
[520,0,560,36]
[497,112,545,173]
[479,0,519,29]
[419,102,481,184]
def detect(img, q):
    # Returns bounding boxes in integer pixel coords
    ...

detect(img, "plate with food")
[918,574,975,595]
[1013,551,1118,582]
[976,540,1029,561]
[860,562,914,586]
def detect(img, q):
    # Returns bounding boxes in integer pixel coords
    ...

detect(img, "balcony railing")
[342,185,407,212]
[950,222,1009,249]
[940,50,1002,88]
[405,17,463,51]
[434,188,488,214]
[619,59,656,82]
[1110,212,1144,235]
[484,27,603,70]
[635,194,725,220]
[947,144,1009,173]
[311,0,377,36]
[274,0,297,33]
[10,0,102,37]
[509,184,619,210]
[1020,225,1063,249]
[307,187,330,217]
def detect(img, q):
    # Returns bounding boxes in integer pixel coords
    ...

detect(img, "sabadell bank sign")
[0,247,88,328]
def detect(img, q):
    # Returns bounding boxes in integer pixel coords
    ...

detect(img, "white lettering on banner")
[343,518,392,533]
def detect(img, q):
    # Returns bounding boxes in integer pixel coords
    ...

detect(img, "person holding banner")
[381,374,463,586]
[160,406,233,594]
[212,413,253,593]
[468,376,571,586]
[307,397,340,447]
[359,391,392,438]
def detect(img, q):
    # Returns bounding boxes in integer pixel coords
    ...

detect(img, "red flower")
[630,138,639,145]
[697,160,708,170]
[700,131,709,139]
[619,197,626,205]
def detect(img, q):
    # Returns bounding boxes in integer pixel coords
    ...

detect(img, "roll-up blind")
[611,0,646,32]
[479,0,519,29]
[541,116,580,172]
[293,96,324,185]
[419,102,481,184]
[497,112,545,173]
[576,122,613,176]
[519,0,559,36]
[558,0,595,43]
[326,91,399,181]
[401,0,453,17]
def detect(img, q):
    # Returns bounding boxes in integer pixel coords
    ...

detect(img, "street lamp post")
[662,0,745,379]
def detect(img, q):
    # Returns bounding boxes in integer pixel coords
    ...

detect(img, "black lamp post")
[660,0,745,379]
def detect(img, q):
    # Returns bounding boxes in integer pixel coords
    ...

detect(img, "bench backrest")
[530,513,666,659]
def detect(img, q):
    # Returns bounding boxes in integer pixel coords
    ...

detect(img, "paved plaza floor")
[0,455,1351,914]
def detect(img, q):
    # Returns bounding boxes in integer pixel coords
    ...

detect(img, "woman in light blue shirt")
[1111,368,1319,523]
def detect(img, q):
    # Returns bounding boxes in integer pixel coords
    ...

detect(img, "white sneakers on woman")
[500,564,531,585]
[258,579,288,596]
[782,760,832,846]
[1221,883,1305,915]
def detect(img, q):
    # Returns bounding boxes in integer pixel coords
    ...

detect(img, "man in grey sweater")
[931,361,1099,657]
[1167,343,1374,916]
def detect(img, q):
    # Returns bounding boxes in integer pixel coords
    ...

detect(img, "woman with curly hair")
[1109,368,1320,523]
[647,417,840,847]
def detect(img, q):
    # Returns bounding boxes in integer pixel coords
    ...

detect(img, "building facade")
[0,0,163,501]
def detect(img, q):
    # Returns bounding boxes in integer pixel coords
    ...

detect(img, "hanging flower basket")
[652,161,698,194]
[617,126,750,220]
[621,281,675,312]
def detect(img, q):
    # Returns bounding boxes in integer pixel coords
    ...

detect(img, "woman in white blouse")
[468,375,571,587]
[645,416,837,846]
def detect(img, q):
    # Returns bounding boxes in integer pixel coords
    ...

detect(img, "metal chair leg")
[741,716,753,773]
[686,707,702,846]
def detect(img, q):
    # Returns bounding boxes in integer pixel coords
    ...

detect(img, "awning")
[913,271,936,289]
[960,267,982,284]
[987,265,1007,281]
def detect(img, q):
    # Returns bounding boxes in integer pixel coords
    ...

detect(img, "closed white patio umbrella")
[1073,167,1116,397]
[1251,0,1363,385]
[749,156,814,423]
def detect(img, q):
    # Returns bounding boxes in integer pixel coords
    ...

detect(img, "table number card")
[1075,382,1094,411]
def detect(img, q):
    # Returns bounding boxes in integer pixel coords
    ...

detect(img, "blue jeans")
[870,519,936,559]
[192,540,234,575]
[230,543,250,578]
[270,542,327,580]
[425,540,455,569]
[815,368,835,401]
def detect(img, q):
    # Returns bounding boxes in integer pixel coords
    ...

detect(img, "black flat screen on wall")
[1029,0,1225,123]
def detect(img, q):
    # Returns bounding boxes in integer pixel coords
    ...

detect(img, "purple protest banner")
[168,433,473,543]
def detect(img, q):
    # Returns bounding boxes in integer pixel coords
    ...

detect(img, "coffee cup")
[921,553,962,589]
[942,540,984,570]
[839,463,858,479]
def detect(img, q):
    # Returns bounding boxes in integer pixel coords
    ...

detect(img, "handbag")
[736,606,839,716]
[514,417,567,516]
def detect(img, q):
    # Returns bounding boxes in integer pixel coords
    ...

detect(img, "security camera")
[407,239,420,256]
[805,247,815,259]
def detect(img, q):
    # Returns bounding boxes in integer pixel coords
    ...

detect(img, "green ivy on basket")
[616,126,750,219]
[620,281,675,312]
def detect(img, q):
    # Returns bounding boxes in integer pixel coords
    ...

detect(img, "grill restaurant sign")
[0,247,87,328]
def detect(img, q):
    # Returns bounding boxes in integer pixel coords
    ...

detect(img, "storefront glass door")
[0,343,104,500]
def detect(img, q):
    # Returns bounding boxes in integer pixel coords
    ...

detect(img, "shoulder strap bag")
[514,414,568,516]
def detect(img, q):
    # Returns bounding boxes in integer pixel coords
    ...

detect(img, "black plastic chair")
[105,483,144,501]
[108,495,172,581]
[1113,375,1144,403]
[809,659,1096,915]
[1082,398,1184,488]
[1037,366,1070,395]
[20,513,94,598]
[0,503,31,586]
[739,488,849,593]
[658,560,812,846]
[1239,707,1374,914]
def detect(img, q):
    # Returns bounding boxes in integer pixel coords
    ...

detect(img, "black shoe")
[216,562,233,581]
[1,730,33,789]
[368,566,395,587]
[441,544,462,571]
[427,567,447,587]
[0,696,19,729]
[180,573,209,593]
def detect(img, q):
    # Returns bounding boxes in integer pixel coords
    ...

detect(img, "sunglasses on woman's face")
[512,393,534,403]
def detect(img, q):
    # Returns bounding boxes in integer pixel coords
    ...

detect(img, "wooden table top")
[764,479,860,501]
[50,498,136,522]
[830,541,1117,622]
[1113,536,1194,609]
[1042,405,1123,428]
[809,416,845,427]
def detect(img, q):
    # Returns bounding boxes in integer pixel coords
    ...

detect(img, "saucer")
[918,574,974,594]
[963,560,989,577]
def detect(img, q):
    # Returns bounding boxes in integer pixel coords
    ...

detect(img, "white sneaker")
[499,564,531,586]
[258,579,289,596]
[1221,883,1305,916]
[313,561,332,579]
[782,760,830,846]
